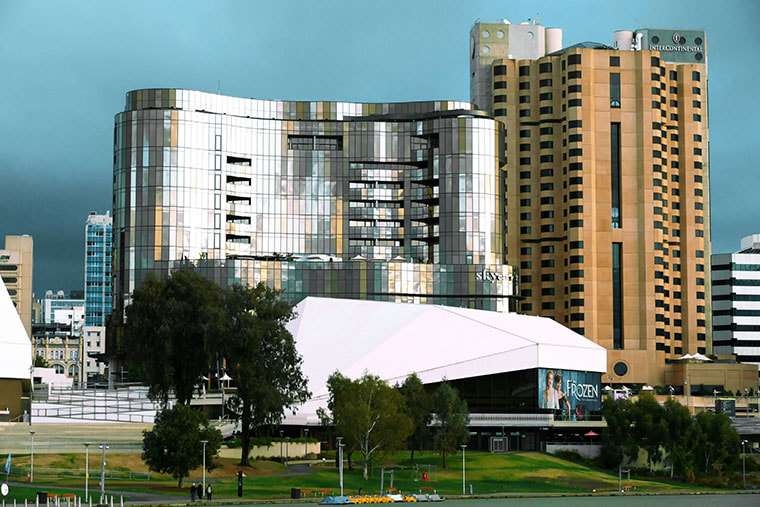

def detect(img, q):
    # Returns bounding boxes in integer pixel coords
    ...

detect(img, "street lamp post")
[685,375,691,412]
[460,444,467,496]
[84,442,91,501]
[99,443,109,504]
[29,431,35,483]
[742,440,748,489]
[279,430,284,463]
[201,440,208,497]
[285,437,290,466]
[337,438,345,496]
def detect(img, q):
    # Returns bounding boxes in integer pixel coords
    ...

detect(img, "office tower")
[471,20,712,386]
[112,90,517,327]
[0,235,34,336]
[713,234,760,367]
[84,212,113,326]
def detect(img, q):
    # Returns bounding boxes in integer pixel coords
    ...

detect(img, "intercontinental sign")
[651,33,702,52]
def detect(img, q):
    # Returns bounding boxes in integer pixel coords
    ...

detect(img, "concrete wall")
[546,443,601,459]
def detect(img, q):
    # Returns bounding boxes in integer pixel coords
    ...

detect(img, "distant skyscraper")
[712,234,760,367]
[0,234,34,336]
[84,212,112,326]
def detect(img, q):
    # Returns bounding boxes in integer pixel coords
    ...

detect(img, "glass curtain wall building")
[112,90,517,323]
[84,212,113,326]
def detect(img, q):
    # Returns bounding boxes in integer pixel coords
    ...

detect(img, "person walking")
[196,482,204,501]
[206,484,212,500]
[190,483,196,502]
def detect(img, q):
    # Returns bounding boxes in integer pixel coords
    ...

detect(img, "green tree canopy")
[324,372,412,480]
[431,381,469,469]
[142,404,222,487]
[399,373,432,464]
[221,283,310,466]
[124,271,225,404]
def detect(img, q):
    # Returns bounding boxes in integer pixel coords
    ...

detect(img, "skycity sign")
[475,268,513,283]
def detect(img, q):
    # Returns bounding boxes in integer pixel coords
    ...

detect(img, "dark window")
[539,62,552,73]
[569,148,583,157]
[519,95,531,103]
[568,120,582,129]
[539,92,553,100]
[539,106,553,115]
[693,114,701,121]
[494,95,507,103]
[669,70,678,80]
[520,185,531,192]
[520,157,531,165]
[520,198,531,206]
[520,129,531,138]
[539,78,553,87]
[651,56,660,67]
[568,54,581,65]
[519,66,530,76]
[520,143,531,151]
[540,155,554,163]
[494,65,507,76]
[568,84,582,93]
[613,242,623,349]
[610,56,620,67]
[540,182,554,191]
[610,73,621,108]
[692,71,701,81]
[519,81,530,90]
[540,127,553,135]
[568,70,582,79]
[540,141,553,149]
[493,81,507,89]
[540,196,554,204]
[519,109,531,117]
[568,98,582,107]
[494,108,507,116]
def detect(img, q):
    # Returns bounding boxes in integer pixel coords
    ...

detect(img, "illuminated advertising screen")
[538,368,601,413]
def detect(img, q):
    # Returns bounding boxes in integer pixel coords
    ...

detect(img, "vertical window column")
[611,122,621,228]
[610,73,621,108]
[613,242,623,350]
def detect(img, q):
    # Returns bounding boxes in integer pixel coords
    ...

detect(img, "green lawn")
[2,451,705,501]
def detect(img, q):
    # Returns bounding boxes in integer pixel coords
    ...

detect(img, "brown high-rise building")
[471,20,716,386]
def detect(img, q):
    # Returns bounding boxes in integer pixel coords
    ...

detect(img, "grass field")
[2,450,704,501]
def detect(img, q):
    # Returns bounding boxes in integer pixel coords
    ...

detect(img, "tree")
[399,373,432,464]
[325,372,412,480]
[431,381,469,468]
[662,398,696,478]
[318,373,356,471]
[33,355,49,368]
[142,404,222,487]
[600,396,635,469]
[124,271,225,404]
[629,393,666,472]
[693,411,741,475]
[221,283,310,466]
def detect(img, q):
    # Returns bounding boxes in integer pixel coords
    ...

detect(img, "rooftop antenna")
[217,80,221,94]
[535,13,539,25]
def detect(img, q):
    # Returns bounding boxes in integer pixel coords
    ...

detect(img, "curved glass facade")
[114,89,517,312]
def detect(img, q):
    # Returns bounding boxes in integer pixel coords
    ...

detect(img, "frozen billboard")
[538,368,601,413]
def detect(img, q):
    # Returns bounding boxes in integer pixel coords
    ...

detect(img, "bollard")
[109,496,112,507]
[88,498,91,507]
[119,497,122,507]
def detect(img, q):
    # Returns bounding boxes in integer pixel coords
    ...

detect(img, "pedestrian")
[190,483,196,502]
[196,482,203,501]
[206,484,212,500]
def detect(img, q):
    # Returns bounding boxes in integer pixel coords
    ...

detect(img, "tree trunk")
[348,451,353,471]
[411,448,415,465]
[442,451,447,469]
[240,403,252,466]
[178,476,183,488]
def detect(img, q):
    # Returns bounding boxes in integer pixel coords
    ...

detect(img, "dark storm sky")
[1,0,758,295]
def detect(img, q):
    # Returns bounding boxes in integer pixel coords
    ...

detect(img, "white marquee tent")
[284,297,606,424]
